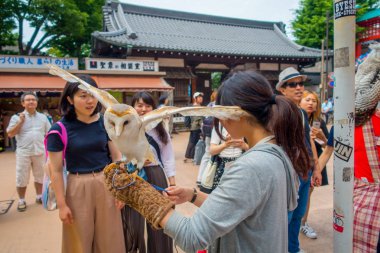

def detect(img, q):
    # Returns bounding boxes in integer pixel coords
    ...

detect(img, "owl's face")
[104,104,141,138]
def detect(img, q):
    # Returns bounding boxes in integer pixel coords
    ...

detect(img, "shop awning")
[0,73,174,92]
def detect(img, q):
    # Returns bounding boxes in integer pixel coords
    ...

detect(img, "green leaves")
[291,0,379,49]
[2,0,103,58]
[291,0,333,49]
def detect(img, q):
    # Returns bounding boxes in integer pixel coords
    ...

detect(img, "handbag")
[42,121,68,211]
[200,154,220,193]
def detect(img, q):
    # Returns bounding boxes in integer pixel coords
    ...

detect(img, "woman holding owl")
[106,71,310,253]
[46,75,125,253]
[121,91,175,253]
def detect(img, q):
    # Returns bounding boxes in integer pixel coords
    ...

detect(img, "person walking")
[184,92,203,163]
[105,70,309,253]
[321,98,333,124]
[6,92,51,212]
[196,91,217,186]
[299,90,329,239]
[46,75,125,253]
[121,92,175,253]
[276,67,322,253]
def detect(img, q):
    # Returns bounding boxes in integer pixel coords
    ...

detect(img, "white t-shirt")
[210,127,243,158]
[7,110,51,156]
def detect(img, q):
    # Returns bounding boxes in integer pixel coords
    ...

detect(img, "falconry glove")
[104,163,174,230]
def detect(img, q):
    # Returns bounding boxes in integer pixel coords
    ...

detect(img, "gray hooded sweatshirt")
[164,142,299,253]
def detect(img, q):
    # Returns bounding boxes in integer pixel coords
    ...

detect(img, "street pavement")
[0,132,333,253]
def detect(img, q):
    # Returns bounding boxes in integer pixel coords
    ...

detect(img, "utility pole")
[321,39,326,103]
[333,0,356,252]
[325,10,330,100]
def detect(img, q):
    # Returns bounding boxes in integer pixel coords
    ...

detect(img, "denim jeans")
[288,172,312,253]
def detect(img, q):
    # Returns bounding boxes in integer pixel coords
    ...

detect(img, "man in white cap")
[184,92,204,163]
[277,67,321,253]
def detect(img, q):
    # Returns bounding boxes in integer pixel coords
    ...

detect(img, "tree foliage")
[0,0,17,51]
[291,0,379,49]
[2,0,103,57]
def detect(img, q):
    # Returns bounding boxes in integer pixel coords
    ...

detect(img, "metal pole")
[325,11,330,100]
[333,0,356,252]
[321,39,326,103]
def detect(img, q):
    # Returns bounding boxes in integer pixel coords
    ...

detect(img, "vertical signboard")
[333,0,356,252]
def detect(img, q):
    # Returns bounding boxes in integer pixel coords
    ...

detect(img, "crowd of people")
[5,44,380,253]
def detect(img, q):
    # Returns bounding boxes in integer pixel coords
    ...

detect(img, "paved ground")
[0,132,333,253]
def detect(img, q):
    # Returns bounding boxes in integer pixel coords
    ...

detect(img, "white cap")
[193,92,204,99]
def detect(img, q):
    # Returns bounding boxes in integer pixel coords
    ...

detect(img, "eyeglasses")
[283,81,304,88]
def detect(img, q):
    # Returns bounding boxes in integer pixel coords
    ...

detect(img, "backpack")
[42,121,68,211]
[184,116,191,128]
[202,117,214,138]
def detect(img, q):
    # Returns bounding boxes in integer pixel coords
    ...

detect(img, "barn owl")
[47,64,249,169]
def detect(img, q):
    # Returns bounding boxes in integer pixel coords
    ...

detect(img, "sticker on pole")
[334,139,353,162]
[333,209,345,233]
[334,0,356,19]
[335,47,350,68]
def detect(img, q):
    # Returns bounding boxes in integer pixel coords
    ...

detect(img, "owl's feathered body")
[47,64,250,170]
[104,104,153,169]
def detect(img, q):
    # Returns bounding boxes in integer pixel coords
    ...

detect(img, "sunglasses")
[283,81,304,88]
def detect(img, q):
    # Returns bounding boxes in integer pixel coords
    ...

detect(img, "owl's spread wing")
[47,64,119,109]
[141,106,249,131]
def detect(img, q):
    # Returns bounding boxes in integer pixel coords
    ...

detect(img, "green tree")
[48,0,104,58]
[5,0,103,58]
[291,0,379,49]
[291,0,333,49]
[0,0,17,51]
[211,72,222,90]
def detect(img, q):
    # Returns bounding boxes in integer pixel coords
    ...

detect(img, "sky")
[24,0,300,46]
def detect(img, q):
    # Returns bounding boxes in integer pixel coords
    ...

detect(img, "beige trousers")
[62,172,125,253]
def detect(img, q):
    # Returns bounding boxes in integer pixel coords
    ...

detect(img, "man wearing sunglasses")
[276,67,322,253]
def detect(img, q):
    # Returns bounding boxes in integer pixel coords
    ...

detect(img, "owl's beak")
[115,125,123,137]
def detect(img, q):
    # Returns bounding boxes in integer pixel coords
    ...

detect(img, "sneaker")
[300,222,317,239]
[17,201,27,212]
[35,198,42,204]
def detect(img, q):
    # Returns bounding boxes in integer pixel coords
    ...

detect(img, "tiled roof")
[93,1,321,58]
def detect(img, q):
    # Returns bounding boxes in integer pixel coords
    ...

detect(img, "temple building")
[92,1,322,105]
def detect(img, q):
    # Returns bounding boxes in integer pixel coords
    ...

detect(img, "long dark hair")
[59,75,102,121]
[131,92,169,145]
[216,70,310,178]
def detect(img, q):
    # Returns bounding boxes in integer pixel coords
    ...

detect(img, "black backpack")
[202,117,214,137]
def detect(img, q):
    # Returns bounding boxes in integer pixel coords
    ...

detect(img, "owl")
[47,64,249,169]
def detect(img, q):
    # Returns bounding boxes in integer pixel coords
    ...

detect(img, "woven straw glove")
[104,163,174,230]
[355,43,380,125]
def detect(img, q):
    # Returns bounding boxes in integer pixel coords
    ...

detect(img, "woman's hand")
[231,139,248,150]
[164,186,193,205]
[59,204,74,225]
[311,127,326,141]
[115,199,125,210]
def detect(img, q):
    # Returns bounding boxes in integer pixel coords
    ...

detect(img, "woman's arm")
[318,146,334,169]
[311,137,322,186]
[159,133,176,186]
[209,142,227,156]
[108,141,122,162]
[48,151,73,225]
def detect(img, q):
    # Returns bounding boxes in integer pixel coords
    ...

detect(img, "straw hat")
[276,67,307,91]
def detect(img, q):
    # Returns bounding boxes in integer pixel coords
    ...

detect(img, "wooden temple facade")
[92,1,322,105]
